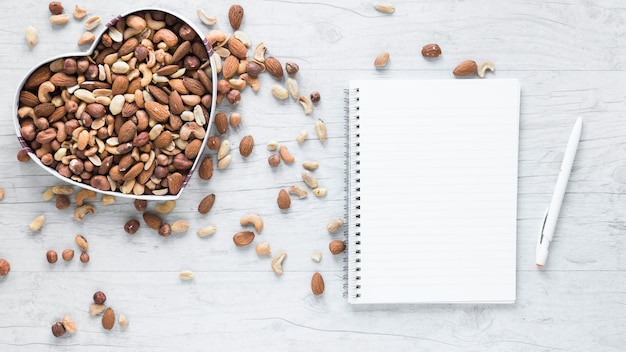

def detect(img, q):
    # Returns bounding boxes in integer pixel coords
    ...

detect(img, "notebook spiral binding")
[343,88,362,301]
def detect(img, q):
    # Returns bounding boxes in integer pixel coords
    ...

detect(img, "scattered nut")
[75,189,96,206]
[279,145,294,164]
[42,188,56,201]
[25,25,37,47]
[255,242,271,256]
[80,251,90,263]
[271,252,287,275]
[302,161,319,171]
[51,321,66,337]
[311,272,325,295]
[271,84,289,100]
[197,9,217,26]
[421,43,442,58]
[288,184,308,199]
[198,193,216,214]
[77,31,95,45]
[84,15,101,31]
[478,61,496,78]
[49,2,64,15]
[55,195,70,210]
[233,231,255,246]
[268,154,281,167]
[62,316,77,334]
[155,200,176,214]
[299,95,313,114]
[29,215,46,231]
[315,119,327,142]
[453,60,478,76]
[89,303,105,316]
[134,199,148,212]
[327,218,344,233]
[196,226,217,237]
[52,185,74,195]
[74,204,96,221]
[287,77,299,99]
[228,4,244,30]
[118,313,129,328]
[62,249,74,261]
[50,14,70,25]
[73,5,87,19]
[310,91,321,103]
[102,307,115,330]
[93,291,106,304]
[296,130,308,143]
[240,213,264,233]
[158,223,172,237]
[374,2,395,13]
[285,62,299,76]
[329,240,346,255]
[100,195,115,205]
[267,141,278,151]
[239,135,254,157]
[301,171,319,189]
[17,149,31,162]
[46,250,58,264]
[171,220,190,233]
[75,235,88,252]
[277,189,291,210]
[311,251,323,262]
[374,52,390,67]
[313,188,327,197]
[0,259,10,276]
[179,270,195,280]
[124,219,140,234]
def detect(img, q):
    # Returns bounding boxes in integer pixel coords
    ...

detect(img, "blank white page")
[347,79,520,304]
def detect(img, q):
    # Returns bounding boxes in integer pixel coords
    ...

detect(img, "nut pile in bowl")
[14,8,218,200]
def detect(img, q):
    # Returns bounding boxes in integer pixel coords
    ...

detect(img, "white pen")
[536,117,583,267]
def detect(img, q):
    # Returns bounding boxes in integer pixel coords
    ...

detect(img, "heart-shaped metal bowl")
[14,8,217,200]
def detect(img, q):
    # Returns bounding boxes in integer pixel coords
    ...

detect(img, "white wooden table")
[1,0,625,350]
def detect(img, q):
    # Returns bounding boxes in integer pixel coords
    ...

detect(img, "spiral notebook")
[346,79,521,304]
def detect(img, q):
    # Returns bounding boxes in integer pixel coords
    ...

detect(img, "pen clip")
[538,207,550,245]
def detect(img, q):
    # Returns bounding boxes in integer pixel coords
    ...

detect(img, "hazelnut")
[93,291,107,304]
[55,195,70,210]
[227,90,241,104]
[17,149,31,162]
[79,251,90,263]
[46,250,58,264]
[0,258,10,276]
[134,199,147,212]
[310,91,321,103]
[207,136,220,150]
[51,321,66,337]
[285,62,299,76]
[62,249,74,261]
[245,61,262,78]
[124,219,140,234]
[268,154,280,167]
[48,2,64,15]
[158,223,172,237]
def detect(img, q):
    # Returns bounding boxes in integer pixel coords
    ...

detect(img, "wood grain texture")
[0,0,625,351]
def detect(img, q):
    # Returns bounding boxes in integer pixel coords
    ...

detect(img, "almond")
[227,38,247,59]
[118,37,139,56]
[421,43,442,58]
[154,131,174,149]
[239,135,254,157]
[311,272,325,295]
[198,156,214,180]
[75,235,88,252]
[214,112,228,135]
[453,60,477,76]
[123,162,144,181]
[111,76,130,95]
[374,52,390,67]
[265,57,284,79]
[117,120,137,143]
[182,77,205,96]
[167,172,184,195]
[233,231,255,246]
[198,193,216,214]
[156,64,180,76]
[49,72,78,87]
[142,212,163,230]
[24,66,52,91]
[144,101,170,122]
[19,91,39,107]
[222,55,239,79]
[148,85,169,104]
[329,240,346,255]
[184,139,202,159]
[277,189,291,210]
[228,4,244,30]
[169,90,184,115]
[171,40,191,63]
[102,307,115,330]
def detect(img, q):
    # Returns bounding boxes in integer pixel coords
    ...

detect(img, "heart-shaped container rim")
[14,8,218,201]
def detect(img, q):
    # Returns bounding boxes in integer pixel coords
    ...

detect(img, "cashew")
[240,214,264,233]
[155,200,176,214]
[253,42,266,62]
[197,9,217,26]
[255,242,271,256]
[288,185,308,199]
[29,215,46,231]
[139,63,152,87]
[75,189,96,206]
[279,145,294,164]
[271,252,287,275]
[298,95,313,115]
[145,13,166,30]
[74,204,96,221]
[477,61,496,78]
[38,81,55,103]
